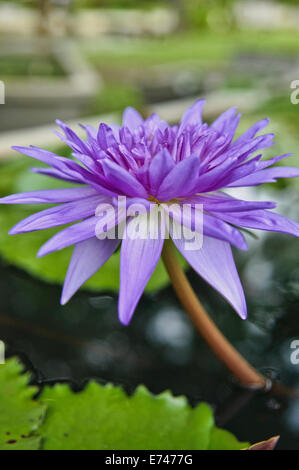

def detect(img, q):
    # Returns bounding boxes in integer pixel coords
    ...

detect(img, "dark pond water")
[1,223,299,450]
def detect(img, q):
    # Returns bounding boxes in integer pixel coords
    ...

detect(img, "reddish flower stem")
[161,239,267,390]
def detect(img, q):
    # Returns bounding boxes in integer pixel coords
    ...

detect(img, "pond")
[1,218,299,449]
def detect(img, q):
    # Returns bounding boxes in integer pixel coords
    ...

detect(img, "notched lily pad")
[0,358,268,451]
[38,382,248,450]
[0,357,47,450]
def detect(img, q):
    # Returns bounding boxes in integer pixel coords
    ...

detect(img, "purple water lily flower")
[1,99,299,325]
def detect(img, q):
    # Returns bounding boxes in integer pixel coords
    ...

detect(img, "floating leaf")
[208,427,247,450]
[0,358,251,450]
[0,436,42,451]
[0,358,47,450]
[38,382,248,450]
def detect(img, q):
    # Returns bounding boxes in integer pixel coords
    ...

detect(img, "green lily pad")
[208,427,247,450]
[0,157,186,293]
[39,383,248,450]
[0,358,249,450]
[0,357,47,450]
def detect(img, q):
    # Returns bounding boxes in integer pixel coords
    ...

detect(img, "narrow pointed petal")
[210,107,240,136]
[197,196,276,212]
[198,135,274,191]
[97,123,117,149]
[37,216,99,257]
[210,133,275,177]
[72,152,101,173]
[203,214,245,250]
[228,166,299,187]
[56,120,91,155]
[38,200,128,257]
[12,146,83,179]
[33,163,116,199]
[196,155,240,192]
[122,107,143,130]
[170,220,247,319]
[9,195,105,234]
[231,133,275,164]
[14,146,117,197]
[164,204,248,250]
[0,187,98,205]
[101,159,149,198]
[214,210,299,238]
[176,131,192,162]
[234,118,270,144]
[119,126,134,148]
[179,99,205,130]
[30,167,83,184]
[148,149,175,196]
[61,236,120,304]
[119,207,165,325]
[80,123,97,140]
[214,154,264,189]
[156,155,200,201]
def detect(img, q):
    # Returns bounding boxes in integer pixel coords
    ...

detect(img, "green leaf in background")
[39,383,248,451]
[0,358,47,450]
[0,158,186,293]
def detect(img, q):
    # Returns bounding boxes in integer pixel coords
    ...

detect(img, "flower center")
[147,195,184,205]
[147,195,160,204]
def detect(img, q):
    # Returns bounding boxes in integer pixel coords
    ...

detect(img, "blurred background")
[1,0,299,449]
